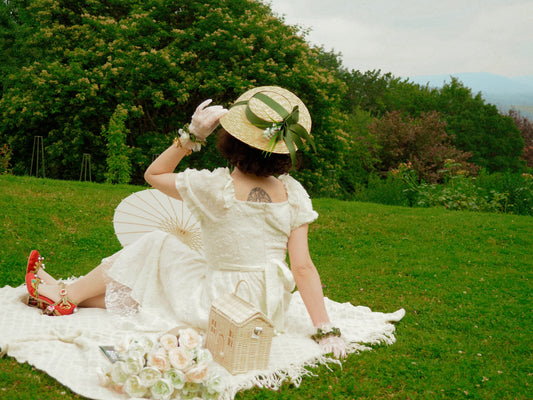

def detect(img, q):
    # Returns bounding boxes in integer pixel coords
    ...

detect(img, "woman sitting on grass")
[25,86,347,356]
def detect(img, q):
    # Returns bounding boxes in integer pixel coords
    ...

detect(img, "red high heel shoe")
[25,272,77,316]
[27,250,45,275]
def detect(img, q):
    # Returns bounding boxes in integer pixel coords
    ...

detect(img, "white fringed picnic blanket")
[0,284,404,399]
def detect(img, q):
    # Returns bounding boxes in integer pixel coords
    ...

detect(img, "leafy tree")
[432,79,524,172]
[0,0,347,194]
[335,107,380,196]
[339,70,525,174]
[342,69,402,117]
[369,110,477,183]
[507,109,533,168]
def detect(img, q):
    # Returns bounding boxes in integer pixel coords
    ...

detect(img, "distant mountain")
[407,72,533,118]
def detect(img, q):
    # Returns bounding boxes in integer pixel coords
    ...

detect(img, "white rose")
[128,339,148,355]
[110,361,129,386]
[96,367,111,387]
[141,336,157,354]
[195,348,213,364]
[125,348,145,361]
[159,334,178,351]
[181,382,201,398]
[168,347,192,370]
[185,362,208,383]
[178,328,201,350]
[138,366,162,387]
[123,375,148,398]
[163,368,187,389]
[150,378,174,400]
[123,353,145,375]
[147,349,170,371]
[204,371,224,395]
[128,342,145,355]
[116,335,132,353]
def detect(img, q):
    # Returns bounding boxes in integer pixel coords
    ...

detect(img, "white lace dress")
[103,167,318,331]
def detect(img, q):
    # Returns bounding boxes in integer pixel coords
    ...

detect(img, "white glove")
[188,99,228,140]
[318,335,347,358]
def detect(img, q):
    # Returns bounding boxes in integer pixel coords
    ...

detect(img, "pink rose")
[147,349,170,371]
[168,347,192,371]
[159,334,178,351]
[178,328,201,350]
[185,362,208,383]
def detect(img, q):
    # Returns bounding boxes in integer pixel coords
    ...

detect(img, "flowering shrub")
[0,0,345,188]
[98,329,223,400]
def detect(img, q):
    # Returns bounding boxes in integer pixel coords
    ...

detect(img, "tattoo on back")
[247,187,272,203]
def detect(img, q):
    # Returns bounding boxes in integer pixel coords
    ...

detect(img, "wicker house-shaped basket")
[205,281,274,374]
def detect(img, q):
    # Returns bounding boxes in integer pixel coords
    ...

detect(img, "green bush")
[0,144,12,175]
[415,177,509,213]
[352,161,533,216]
[475,171,533,215]
[104,104,132,184]
[352,173,413,207]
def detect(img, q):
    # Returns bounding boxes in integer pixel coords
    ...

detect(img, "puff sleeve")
[174,168,230,222]
[280,175,319,231]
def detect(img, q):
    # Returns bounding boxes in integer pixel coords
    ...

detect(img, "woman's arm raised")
[144,144,189,199]
[144,99,227,199]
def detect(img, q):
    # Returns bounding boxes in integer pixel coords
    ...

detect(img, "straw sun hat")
[220,86,314,162]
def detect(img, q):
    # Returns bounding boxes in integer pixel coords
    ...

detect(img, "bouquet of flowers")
[98,328,224,400]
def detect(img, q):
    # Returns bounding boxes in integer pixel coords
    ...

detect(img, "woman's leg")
[36,269,58,285]
[78,294,106,308]
[36,263,108,307]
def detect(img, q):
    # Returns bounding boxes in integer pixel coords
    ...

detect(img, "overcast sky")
[266,0,533,78]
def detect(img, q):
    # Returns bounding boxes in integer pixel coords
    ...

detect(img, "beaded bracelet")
[311,325,341,343]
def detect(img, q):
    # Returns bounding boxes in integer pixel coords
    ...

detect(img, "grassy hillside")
[1,175,531,399]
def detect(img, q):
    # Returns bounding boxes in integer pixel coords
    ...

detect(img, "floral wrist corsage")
[311,325,341,343]
[173,124,206,154]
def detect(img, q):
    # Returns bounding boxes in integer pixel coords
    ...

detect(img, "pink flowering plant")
[98,329,224,399]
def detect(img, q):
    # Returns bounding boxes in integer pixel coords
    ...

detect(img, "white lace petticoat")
[101,252,139,316]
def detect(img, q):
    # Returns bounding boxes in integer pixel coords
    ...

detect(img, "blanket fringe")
[0,345,7,358]
[220,341,371,400]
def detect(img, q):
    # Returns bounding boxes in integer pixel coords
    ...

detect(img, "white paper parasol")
[113,189,202,253]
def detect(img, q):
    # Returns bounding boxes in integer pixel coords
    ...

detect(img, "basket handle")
[234,280,252,303]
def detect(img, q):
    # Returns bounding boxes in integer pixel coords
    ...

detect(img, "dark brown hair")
[216,129,294,176]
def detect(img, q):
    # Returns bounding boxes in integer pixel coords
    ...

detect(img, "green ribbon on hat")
[232,92,316,164]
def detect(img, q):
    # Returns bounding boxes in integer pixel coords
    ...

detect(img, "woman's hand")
[188,99,228,140]
[318,335,347,358]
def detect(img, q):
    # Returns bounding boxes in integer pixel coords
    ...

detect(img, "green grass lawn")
[1,175,532,399]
